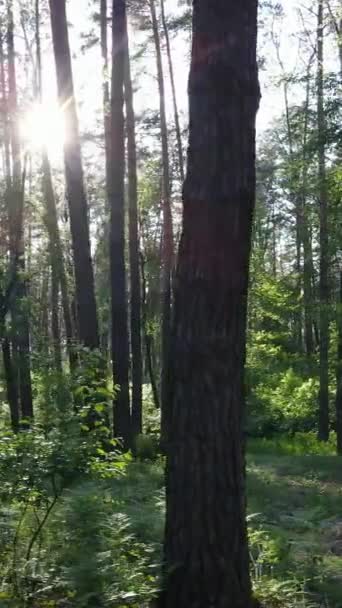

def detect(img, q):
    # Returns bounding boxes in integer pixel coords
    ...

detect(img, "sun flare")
[20,103,65,161]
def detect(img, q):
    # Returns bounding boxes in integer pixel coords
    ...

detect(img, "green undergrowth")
[1,434,342,607]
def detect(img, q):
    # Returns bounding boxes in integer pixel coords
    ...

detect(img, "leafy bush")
[134,434,159,461]
[249,432,337,456]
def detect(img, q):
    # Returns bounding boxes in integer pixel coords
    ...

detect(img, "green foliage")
[249,433,337,456]
[134,434,159,461]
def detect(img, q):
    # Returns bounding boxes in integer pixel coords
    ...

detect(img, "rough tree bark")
[161,1,260,607]
[49,0,99,349]
[110,0,131,446]
[149,0,174,442]
[123,26,143,437]
[317,0,330,441]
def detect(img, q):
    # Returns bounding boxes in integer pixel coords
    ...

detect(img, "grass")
[107,439,342,607]
[247,447,342,607]
[2,435,341,607]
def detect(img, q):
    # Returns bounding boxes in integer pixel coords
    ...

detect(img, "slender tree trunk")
[110,0,131,447]
[161,2,260,606]
[49,0,99,349]
[141,252,160,411]
[160,0,184,184]
[332,0,342,453]
[51,264,62,372]
[42,152,76,368]
[124,27,143,437]
[317,0,330,441]
[0,29,19,430]
[2,337,19,432]
[7,3,33,421]
[36,0,75,369]
[100,0,111,191]
[301,65,314,357]
[149,0,174,442]
[40,268,49,355]
[336,270,342,454]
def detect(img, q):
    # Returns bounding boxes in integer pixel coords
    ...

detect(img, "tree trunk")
[149,0,174,443]
[42,152,76,369]
[100,0,111,192]
[35,0,75,369]
[110,0,131,447]
[124,27,143,437]
[2,337,19,432]
[49,0,99,350]
[40,268,49,355]
[161,2,260,607]
[51,264,62,372]
[317,0,330,441]
[336,270,342,454]
[301,64,314,357]
[160,0,184,184]
[0,27,19,432]
[141,252,160,411]
[7,3,33,421]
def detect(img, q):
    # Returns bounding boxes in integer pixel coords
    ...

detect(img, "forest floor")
[110,445,342,608]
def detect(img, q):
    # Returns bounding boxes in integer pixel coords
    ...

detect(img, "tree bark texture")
[161,2,260,607]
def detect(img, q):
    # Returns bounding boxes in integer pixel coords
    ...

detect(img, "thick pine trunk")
[124,28,143,437]
[149,0,174,442]
[161,2,259,607]
[49,0,99,350]
[110,0,131,447]
[317,0,330,441]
